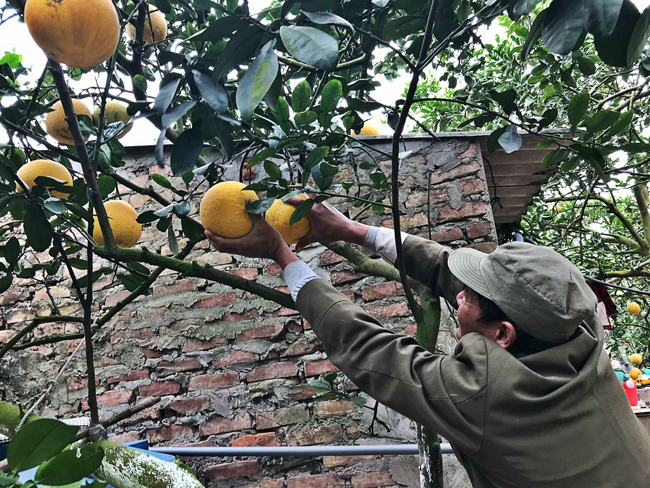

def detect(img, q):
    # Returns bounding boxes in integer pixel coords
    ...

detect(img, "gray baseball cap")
[447,242,597,343]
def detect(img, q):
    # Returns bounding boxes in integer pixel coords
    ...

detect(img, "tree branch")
[0,316,84,359]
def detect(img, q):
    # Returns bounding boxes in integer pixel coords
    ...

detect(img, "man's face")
[455,287,494,340]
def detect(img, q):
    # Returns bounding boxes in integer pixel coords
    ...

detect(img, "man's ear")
[495,321,516,349]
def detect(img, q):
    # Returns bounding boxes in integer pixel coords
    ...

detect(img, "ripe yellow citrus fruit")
[265,195,311,245]
[628,302,641,315]
[24,0,119,69]
[46,100,92,146]
[630,367,642,380]
[92,101,133,139]
[126,6,168,45]
[200,181,259,238]
[16,160,73,199]
[630,354,643,365]
[351,122,381,136]
[93,201,142,248]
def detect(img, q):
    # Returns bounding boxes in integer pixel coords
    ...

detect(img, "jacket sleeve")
[402,234,465,307]
[297,278,488,454]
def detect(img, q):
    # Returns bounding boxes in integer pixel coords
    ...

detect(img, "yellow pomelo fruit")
[351,122,381,136]
[628,302,641,315]
[200,181,259,238]
[630,367,642,380]
[630,354,643,365]
[93,201,142,248]
[265,195,311,245]
[126,6,168,45]
[16,160,73,199]
[46,100,92,146]
[24,0,119,68]
[92,101,133,139]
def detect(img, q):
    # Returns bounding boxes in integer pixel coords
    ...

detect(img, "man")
[206,200,650,487]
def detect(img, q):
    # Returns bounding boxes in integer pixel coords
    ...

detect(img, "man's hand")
[287,197,370,251]
[204,206,298,269]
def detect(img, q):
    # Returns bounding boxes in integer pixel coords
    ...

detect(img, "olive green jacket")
[297,235,650,487]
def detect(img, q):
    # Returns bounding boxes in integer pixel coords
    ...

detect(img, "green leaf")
[0,472,19,487]
[513,0,543,17]
[577,55,597,75]
[151,173,172,189]
[351,396,366,408]
[497,125,522,154]
[35,443,104,486]
[295,110,318,127]
[247,197,275,214]
[311,164,333,191]
[181,216,205,241]
[585,0,625,37]
[620,143,650,153]
[594,0,640,67]
[168,226,179,254]
[248,147,277,168]
[171,126,203,176]
[280,25,339,71]
[568,92,590,127]
[97,174,116,199]
[302,146,329,185]
[543,0,586,56]
[542,148,568,168]
[301,10,355,31]
[133,74,148,93]
[628,5,650,66]
[560,156,581,171]
[607,110,633,137]
[290,198,314,226]
[193,70,228,114]
[292,80,311,112]
[487,127,507,153]
[236,40,279,120]
[585,110,620,134]
[136,210,159,224]
[23,210,51,252]
[186,16,250,42]
[7,419,79,472]
[0,273,13,293]
[489,88,518,115]
[522,9,547,61]
[320,80,342,115]
[212,28,265,81]
[264,160,283,180]
[4,236,20,266]
[117,273,146,292]
[161,101,196,129]
[153,75,182,115]
[43,197,65,214]
[172,201,191,217]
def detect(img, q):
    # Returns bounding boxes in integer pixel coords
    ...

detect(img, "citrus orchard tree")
[411,2,650,359]
[1,0,649,486]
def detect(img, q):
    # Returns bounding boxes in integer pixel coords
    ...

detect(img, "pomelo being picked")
[200,181,259,238]
[265,195,311,245]
[16,160,73,199]
[93,201,142,248]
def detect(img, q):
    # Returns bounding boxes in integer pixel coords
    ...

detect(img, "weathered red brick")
[230,432,280,447]
[430,227,464,243]
[104,290,132,308]
[340,289,355,302]
[229,268,259,280]
[469,242,497,253]
[438,201,487,223]
[139,381,180,397]
[83,389,134,410]
[405,190,448,208]
[237,323,284,342]
[314,400,355,419]
[242,481,283,488]
[264,264,283,275]
[247,362,298,382]
[0,330,16,344]
[256,406,309,430]
[156,359,202,375]
[0,291,29,306]
[324,454,374,467]
[281,337,321,357]
[142,348,165,359]
[304,360,338,377]
[319,250,346,266]
[33,285,69,301]
[269,306,300,317]
[351,470,394,488]
[205,460,258,481]
[362,281,404,301]
[181,337,227,352]
[153,278,198,296]
[108,431,141,445]
[189,372,239,391]
[288,473,344,488]
[331,271,366,285]
[67,377,91,391]
[406,324,417,337]
[458,143,478,159]
[165,397,210,415]
[213,350,257,367]
[200,413,252,436]
[364,302,410,318]
[146,425,194,444]
[192,293,237,309]
[430,160,481,184]
[289,385,329,401]
[222,309,259,321]
[119,407,161,424]
[461,178,485,195]
[467,221,492,239]
[286,424,341,446]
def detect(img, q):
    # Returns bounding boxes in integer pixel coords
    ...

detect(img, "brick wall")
[1,135,490,487]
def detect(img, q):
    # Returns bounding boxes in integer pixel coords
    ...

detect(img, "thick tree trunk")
[0,401,204,488]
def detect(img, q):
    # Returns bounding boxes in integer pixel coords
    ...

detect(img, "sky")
[1,1,650,146]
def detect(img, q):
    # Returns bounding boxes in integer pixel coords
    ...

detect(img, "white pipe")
[150,443,454,456]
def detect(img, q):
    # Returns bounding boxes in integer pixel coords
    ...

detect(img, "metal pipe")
[150,443,454,457]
